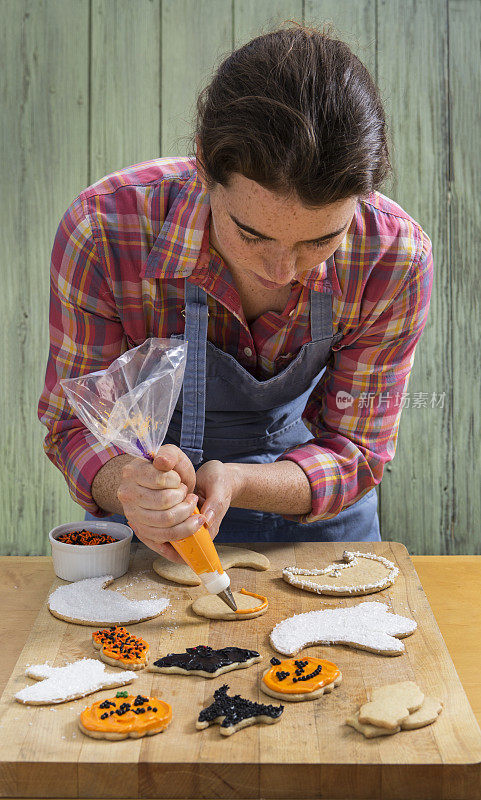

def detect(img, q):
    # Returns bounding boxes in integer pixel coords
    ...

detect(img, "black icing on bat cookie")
[197,684,284,736]
[151,645,261,677]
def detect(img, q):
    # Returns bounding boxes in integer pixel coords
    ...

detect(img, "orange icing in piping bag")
[234,588,268,615]
[170,508,225,577]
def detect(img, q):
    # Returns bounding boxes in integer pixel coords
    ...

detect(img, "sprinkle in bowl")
[49,520,133,581]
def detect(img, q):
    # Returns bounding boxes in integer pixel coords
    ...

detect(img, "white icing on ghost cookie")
[283,551,399,596]
[47,575,170,626]
[15,658,137,705]
[270,601,417,656]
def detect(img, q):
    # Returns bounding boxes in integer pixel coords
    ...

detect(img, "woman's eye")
[238,230,261,244]
[238,229,328,249]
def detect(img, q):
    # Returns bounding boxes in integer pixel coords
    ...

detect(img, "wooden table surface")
[2,553,481,800]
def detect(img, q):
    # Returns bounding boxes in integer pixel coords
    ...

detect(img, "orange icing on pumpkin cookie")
[234,588,268,615]
[263,657,340,694]
[92,625,149,666]
[80,693,171,735]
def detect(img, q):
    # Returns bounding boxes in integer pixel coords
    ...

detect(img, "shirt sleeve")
[277,232,434,523]
[37,197,127,517]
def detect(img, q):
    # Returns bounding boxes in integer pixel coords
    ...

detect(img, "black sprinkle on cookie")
[149,645,261,678]
[196,684,284,736]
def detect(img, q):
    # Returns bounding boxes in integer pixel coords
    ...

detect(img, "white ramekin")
[49,520,133,581]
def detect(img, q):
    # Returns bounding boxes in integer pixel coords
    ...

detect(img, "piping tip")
[217,586,237,612]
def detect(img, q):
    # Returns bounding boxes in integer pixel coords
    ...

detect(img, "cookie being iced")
[192,588,268,621]
[283,550,399,596]
[148,645,261,678]
[197,684,283,736]
[153,545,270,586]
[270,601,417,656]
[48,575,170,626]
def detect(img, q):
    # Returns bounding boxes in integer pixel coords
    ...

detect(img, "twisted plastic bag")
[60,338,187,463]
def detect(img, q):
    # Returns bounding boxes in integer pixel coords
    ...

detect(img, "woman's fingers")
[129,529,186,563]
[153,469,181,490]
[152,444,197,493]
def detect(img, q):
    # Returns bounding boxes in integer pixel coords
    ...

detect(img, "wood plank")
[0,0,90,555]
[90,0,161,181]
[161,0,232,157]
[448,0,481,553]
[376,0,452,554]
[233,0,302,47]
[1,543,480,799]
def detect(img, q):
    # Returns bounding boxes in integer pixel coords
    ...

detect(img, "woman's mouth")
[248,271,289,289]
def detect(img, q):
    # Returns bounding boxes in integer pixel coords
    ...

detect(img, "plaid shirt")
[38,157,433,523]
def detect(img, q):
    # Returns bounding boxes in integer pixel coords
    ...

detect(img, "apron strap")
[179,279,208,465]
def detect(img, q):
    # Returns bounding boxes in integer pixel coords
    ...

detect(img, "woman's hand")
[194,460,244,538]
[116,444,207,562]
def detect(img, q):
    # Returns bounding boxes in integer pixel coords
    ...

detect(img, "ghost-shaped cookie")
[270,601,417,656]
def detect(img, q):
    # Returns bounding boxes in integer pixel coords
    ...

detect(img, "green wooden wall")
[1,0,479,555]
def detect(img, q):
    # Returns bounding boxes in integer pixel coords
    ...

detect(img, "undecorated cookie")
[79,693,171,740]
[48,575,170,626]
[347,696,443,738]
[192,588,268,621]
[153,545,270,586]
[359,681,424,729]
[148,644,262,678]
[346,682,443,738]
[14,658,137,705]
[261,656,342,702]
[283,550,399,596]
[400,696,443,729]
[346,711,400,738]
[270,601,417,656]
[197,684,283,736]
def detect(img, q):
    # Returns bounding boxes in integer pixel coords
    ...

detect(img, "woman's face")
[202,170,358,290]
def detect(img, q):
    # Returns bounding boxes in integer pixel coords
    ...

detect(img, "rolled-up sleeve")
[37,197,126,516]
[278,233,433,523]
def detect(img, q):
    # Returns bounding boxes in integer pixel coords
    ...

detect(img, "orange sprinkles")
[92,625,149,668]
[57,529,116,546]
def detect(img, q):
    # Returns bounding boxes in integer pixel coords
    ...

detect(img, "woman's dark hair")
[191,21,392,207]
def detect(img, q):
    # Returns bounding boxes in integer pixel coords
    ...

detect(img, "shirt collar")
[140,169,342,297]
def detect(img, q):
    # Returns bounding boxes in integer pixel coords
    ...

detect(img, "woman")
[39,24,432,562]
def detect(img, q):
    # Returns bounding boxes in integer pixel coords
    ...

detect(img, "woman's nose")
[264,252,297,283]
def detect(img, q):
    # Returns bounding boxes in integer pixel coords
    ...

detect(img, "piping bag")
[60,337,237,611]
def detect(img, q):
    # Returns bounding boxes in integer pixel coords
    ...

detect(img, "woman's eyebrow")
[229,212,349,244]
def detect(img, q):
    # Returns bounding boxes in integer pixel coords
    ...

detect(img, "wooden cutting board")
[1,541,480,800]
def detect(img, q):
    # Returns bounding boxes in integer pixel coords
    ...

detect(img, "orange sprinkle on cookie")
[79,693,171,740]
[92,625,149,670]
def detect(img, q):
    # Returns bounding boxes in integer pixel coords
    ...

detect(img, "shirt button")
[244,347,253,357]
